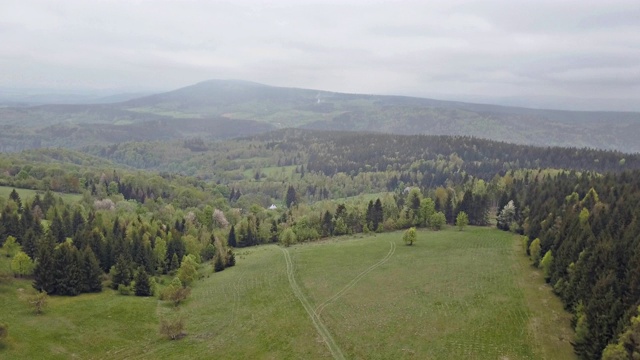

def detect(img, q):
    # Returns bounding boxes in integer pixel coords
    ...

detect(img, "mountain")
[116,80,640,152]
[1,79,639,152]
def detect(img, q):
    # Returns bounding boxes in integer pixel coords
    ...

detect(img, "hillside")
[1,80,640,152]
[0,229,575,359]
[120,80,640,152]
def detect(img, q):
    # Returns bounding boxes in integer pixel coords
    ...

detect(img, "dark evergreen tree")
[9,189,22,212]
[82,246,103,293]
[321,210,334,237]
[53,242,84,296]
[134,267,152,296]
[227,225,237,247]
[21,229,38,259]
[214,253,225,272]
[373,199,384,231]
[71,209,85,235]
[169,253,180,272]
[49,211,66,243]
[285,185,297,208]
[33,232,57,294]
[111,255,133,290]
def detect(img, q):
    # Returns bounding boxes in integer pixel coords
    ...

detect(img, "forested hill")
[77,129,639,190]
[2,79,640,152]
[254,129,638,177]
[504,169,640,359]
[118,80,640,152]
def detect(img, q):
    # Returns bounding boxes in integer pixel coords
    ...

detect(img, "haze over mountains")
[1,79,639,153]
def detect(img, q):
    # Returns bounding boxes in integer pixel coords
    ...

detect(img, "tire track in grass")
[316,241,396,315]
[281,247,346,360]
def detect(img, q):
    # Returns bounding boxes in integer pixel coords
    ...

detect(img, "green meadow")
[0,227,575,359]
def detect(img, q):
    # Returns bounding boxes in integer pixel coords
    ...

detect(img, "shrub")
[429,212,446,231]
[159,316,185,340]
[160,277,190,306]
[27,291,48,315]
[118,284,132,295]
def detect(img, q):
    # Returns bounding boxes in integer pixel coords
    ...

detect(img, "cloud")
[0,0,639,110]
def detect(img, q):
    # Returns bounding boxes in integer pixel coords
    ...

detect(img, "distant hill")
[117,80,640,152]
[1,79,639,152]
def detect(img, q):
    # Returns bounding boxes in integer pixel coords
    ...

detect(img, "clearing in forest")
[0,227,575,359]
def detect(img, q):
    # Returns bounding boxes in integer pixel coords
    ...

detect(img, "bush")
[159,316,185,340]
[429,212,446,231]
[26,291,48,315]
[118,284,132,295]
[159,277,191,306]
[226,249,235,267]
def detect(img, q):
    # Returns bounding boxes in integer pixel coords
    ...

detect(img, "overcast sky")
[1,0,639,110]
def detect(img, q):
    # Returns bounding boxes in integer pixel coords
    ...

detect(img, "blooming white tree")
[497,200,516,230]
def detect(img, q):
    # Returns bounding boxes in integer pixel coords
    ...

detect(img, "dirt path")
[316,241,396,315]
[281,247,346,360]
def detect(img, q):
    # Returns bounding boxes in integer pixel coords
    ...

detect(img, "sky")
[1,0,639,111]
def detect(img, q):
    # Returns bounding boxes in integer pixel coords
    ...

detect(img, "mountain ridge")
[1,79,639,153]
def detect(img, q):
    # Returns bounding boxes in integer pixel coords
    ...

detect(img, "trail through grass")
[282,247,345,360]
[315,240,396,315]
[0,227,575,359]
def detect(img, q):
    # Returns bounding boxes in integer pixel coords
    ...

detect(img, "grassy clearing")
[0,227,575,359]
[0,186,83,203]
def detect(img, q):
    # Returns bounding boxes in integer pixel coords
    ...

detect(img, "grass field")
[0,186,83,203]
[0,227,575,359]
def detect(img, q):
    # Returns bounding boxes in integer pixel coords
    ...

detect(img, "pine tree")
[169,253,180,272]
[213,253,225,272]
[134,267,152,296]
[49,211,66,243]
[33,232,57,294]
[227,225,237,247]
[53,242,84,296]
[21,229,38,259]
[373,199,384,231]
[285,185,297,208]
[9,189,22,212]
[71,209,85,235]
[82,246,103,293]
[111,255,133,290]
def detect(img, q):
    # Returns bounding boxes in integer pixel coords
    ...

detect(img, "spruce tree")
[53,242,84,296]
[227,225,237,247]
[169,253,180,272]
[82,247,103,293]
[134,267,152,296]
[49,211,66,243]
[213,253,225,272]
[285,185,297,208]
[33,232,57,294]
[111,255,133,289]
[9,189,22,212]
[21,229,38,260]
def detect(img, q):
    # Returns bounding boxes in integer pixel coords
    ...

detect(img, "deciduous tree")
[11,251,35,277]
[403,227,417,246]
[456,211,469,231]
